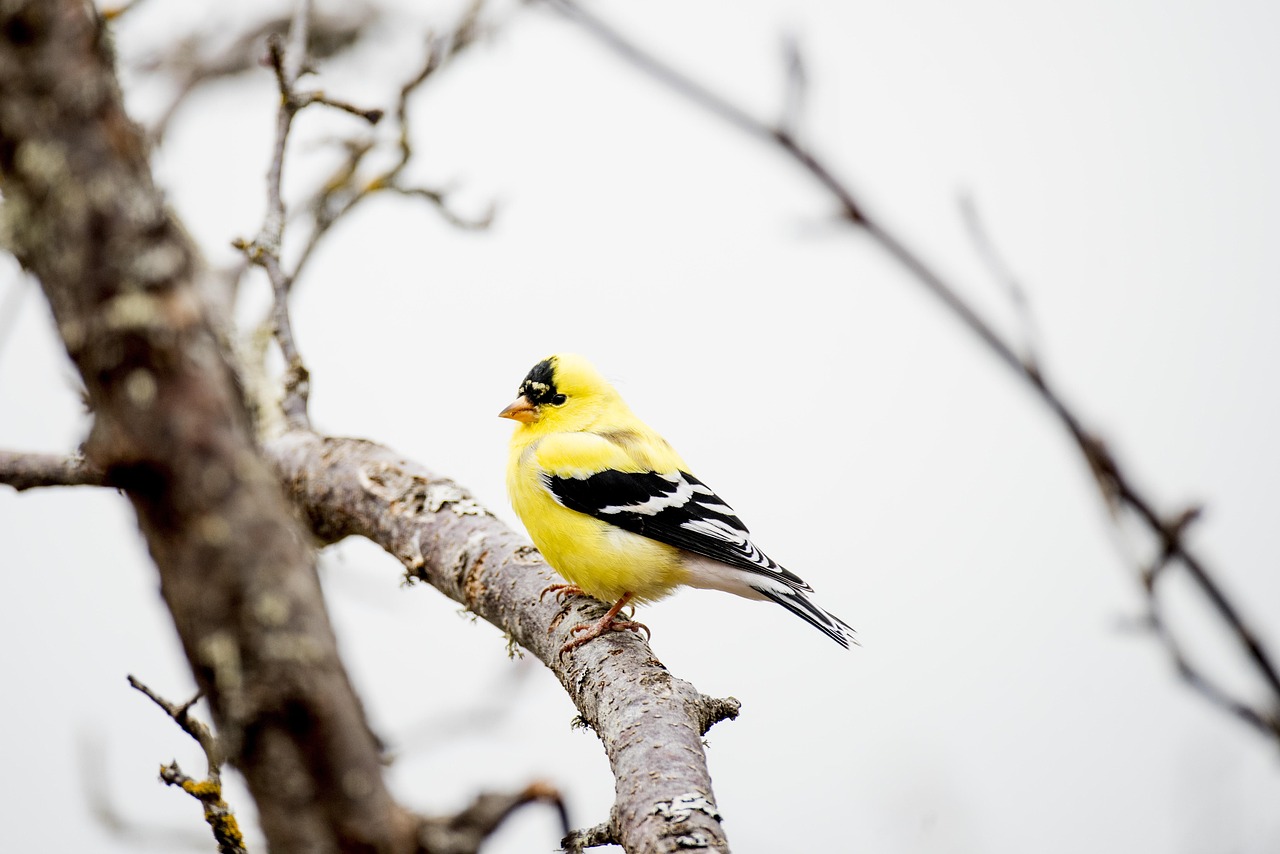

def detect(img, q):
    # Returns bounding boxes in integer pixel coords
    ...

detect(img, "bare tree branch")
[266,430,741,852]
[540,0,1280,743]
[958,192,1042,367]
[0,451,104,491]
[0,428,745,850]
[128,676,246,854]
[419,781,570,854]
[0,2,415,849]
[157,762,248,854]
[289,0,495,286]
[234,2,320,431]
[563,819,620,854]
[131,6,377,143]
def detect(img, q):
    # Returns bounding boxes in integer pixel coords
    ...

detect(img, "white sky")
[2,0,1279,851]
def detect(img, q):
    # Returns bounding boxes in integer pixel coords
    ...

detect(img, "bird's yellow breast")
[507,440,689,604]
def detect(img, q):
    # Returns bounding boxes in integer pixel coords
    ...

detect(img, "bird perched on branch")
[500,353,856,656]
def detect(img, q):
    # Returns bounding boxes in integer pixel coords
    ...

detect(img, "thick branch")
[0,2,412,849]
[267,431,740,853]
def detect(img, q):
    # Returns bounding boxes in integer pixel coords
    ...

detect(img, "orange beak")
[498,395,538,423]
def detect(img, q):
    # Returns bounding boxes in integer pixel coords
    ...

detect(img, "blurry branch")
[541,0,1280,743]
[233,0,491,432]
[129,5,377,142]
[563,820,621,854]
[0,450,104,491]
[958,193,1042,367]
[128,677,246,854]
[1132,514,1278,733]
[778,35,806,139]
[289,0,494,285]
[419,781,570,854]
[234,0,331,431]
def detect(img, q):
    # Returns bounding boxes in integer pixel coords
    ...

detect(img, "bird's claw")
[558,617,651,658]
[539,583,584,603]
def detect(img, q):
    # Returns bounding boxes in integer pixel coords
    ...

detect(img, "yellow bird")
[500,353,856,655]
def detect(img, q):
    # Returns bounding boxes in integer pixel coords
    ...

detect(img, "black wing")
[542,468,811,591]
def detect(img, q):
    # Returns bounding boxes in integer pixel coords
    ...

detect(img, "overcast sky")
[2,0,1279,851]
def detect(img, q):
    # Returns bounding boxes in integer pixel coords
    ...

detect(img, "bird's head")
[499,353,617,433]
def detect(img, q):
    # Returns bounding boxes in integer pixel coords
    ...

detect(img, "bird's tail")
[752,583,858,649]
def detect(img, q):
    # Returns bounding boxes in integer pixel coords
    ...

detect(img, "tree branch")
[128,676,246,854]
[234,2,319,431]
[0,451,105,491]
[289,0,495,287]
[266,430,740,853]
[0,2,413,849]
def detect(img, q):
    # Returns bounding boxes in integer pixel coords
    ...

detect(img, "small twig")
[128,676,245,854]
[958,192,1042,368]
[0,450,105,491]
[127,676,221,773]
[778,34,807,137]
[234,2,318,431]
[542,0,1280,744]
[296,91,384,123]
[158,762,248,854]
[139,9,375,143]
[1141,551,1278,735]
[417,780,569,853]
[235,1,492,431]
[385,185,495,230]
[562,818,619,853]
[284,2,494,286]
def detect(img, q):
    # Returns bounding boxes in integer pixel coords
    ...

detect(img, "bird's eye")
[551,393,567,405]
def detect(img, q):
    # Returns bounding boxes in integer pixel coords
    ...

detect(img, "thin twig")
[128,676,221,774]
[158,762,248,854]
[139,9,375,143]
[297,91,384,123]
[128,676,245,854]
[958,192,1043,367]
[289,1,494,283]
[778,34,807,137]
[541,0,1280,742]
[235,2,318,431]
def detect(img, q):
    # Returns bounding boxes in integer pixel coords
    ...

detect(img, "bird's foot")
[539,583,585,603]
[559,615,651,657]
[557,592,649,657]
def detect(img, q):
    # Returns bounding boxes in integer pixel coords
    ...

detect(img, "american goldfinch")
[500,353,856,655]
